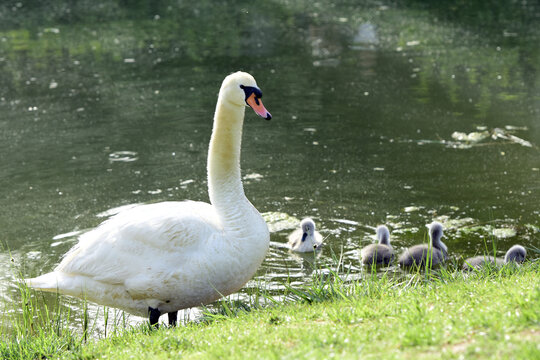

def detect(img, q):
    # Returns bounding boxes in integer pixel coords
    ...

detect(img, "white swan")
[27,72,272,326]
[288,218,323,252]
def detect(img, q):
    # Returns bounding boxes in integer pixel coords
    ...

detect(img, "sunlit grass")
[0,276,80,359]
[75,260,538,359]
[2,242,538,359]
[0,253,538,359]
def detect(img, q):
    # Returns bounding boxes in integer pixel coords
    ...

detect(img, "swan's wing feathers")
[56,201,221,285]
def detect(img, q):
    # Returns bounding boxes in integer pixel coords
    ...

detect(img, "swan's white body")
[28,72,271,318]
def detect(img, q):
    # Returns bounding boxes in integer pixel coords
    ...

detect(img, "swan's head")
[376,225,391,246]
[220,71,271,120]
[504,244,526,264]
[428,221,447,254]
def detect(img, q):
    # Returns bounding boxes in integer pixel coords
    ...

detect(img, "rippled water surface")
[0,1,538,329]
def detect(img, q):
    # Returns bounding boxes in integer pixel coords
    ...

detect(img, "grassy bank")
[2,261,538,359]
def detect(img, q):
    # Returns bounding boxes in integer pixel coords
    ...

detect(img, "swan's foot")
[168,311,178,327]
[148,307,161,328]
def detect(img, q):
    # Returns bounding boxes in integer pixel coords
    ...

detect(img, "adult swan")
[28,72,272,326]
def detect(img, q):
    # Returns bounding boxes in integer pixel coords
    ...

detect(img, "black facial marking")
[240,85,263,104]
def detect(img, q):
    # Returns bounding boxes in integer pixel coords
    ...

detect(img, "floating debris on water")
[109,151,139,162]
[262,212,301,233]
[451,131,490,142]
[330,218,359,226]
[405,127,534,149]
[434,216,475,230]
[492,227,517,238]
[243,173,264,181]
[492,128,532,147]
[391,226,420,235]
[505,125,528,131]
[179,179,195,186]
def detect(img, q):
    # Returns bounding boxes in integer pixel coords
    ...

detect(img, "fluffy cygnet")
[360,225,394,266]
[462,244,526,271]
[398,222,448,268]
[288,218,323,252]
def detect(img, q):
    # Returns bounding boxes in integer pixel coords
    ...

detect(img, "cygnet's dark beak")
[301,232,307,242]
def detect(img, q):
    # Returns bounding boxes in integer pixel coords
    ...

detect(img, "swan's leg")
[148,307,161,327]
[168,311,178,327]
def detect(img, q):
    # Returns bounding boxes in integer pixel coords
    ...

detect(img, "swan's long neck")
[207,96,247,220]
[204,75,269,292]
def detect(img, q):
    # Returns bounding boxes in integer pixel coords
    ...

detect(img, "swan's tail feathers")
[26,272,66,293]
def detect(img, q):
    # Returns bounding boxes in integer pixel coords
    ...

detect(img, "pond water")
[0,1,538,330]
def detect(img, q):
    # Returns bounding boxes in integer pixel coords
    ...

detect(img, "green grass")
[0,280,82,359]
[2,260,537,359]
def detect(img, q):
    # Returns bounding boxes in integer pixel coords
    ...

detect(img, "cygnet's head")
[428,221,447,254]
[300,218,316,243]
[376,225,391,246]
[219,71,271,119]
[504,244,526,264]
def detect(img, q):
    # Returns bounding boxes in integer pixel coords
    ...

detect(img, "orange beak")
[246,93,272,120]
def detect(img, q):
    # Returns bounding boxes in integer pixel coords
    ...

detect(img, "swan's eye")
[241,85,263,102]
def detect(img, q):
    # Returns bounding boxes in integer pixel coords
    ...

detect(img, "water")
[0,1,538,329]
